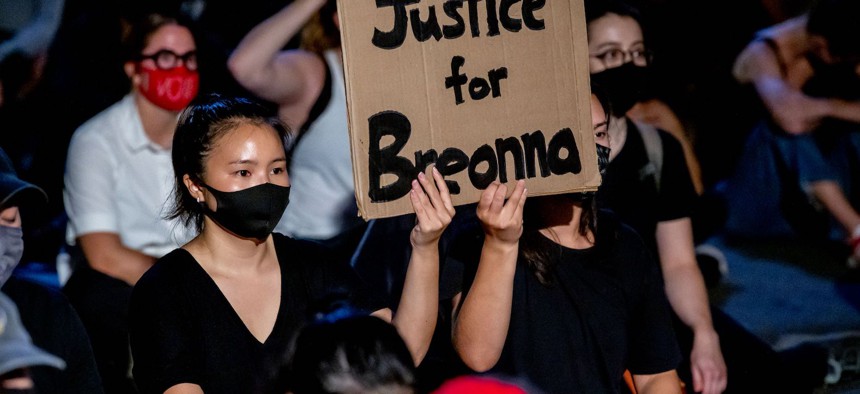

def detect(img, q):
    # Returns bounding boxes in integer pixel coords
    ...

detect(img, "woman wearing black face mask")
[586,2,730,393]
[128,94,454,394]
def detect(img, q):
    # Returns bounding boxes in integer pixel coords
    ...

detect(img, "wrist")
[482,237,519,253]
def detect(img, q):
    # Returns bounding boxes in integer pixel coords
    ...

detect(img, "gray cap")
[0,146,46,209]
[0,292,65,375]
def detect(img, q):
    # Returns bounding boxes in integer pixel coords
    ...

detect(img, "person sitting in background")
[0,146,103,394]
[62,12,199,393]
[731,0,860,266]
[228,0,366,261]
[0,291,66,393]
[585,2,726,392]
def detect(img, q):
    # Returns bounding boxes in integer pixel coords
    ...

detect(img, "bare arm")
[633,370,683,394]
[452,181,526,372]
[391,168,455,365]
[78,232,156,286]
[227,0,327,106]
[732,17,833,134]
[655,218,726,394]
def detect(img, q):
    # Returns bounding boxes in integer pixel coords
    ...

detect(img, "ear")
[124,61,142,88]
[183,174,205,202]
[333,10,340,31]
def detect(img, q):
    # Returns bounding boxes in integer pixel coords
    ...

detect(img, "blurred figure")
[0,146,103,394]
[287,309,416,394]
[62,12,199,394]
[229,0,366,260]
[730,0,860,267]
[0,291,66,393]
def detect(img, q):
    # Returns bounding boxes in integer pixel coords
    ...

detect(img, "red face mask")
[137,65,199,111]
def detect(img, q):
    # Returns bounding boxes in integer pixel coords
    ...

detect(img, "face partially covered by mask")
[138,66,199,111]
[589,62,650,115]
[0,226,24,287]
[201,183,291,240]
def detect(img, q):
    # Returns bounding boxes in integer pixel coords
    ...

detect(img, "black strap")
[290,53,333,154]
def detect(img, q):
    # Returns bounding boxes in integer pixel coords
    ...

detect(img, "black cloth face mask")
[201,182,291,240]
[596,143,611,175]
[590,62,650,115]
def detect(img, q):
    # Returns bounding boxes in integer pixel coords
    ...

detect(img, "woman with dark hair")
[128,93,453,394]
[445,93,682,393]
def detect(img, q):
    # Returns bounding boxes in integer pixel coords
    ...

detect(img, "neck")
[536,196,594,249]
[192,219,274,276]
[134,92,179,149]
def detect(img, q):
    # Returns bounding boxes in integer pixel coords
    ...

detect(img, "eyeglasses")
[590,48,653,68]
[138,50,198,71]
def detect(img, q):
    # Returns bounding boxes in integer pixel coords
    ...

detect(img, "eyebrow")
[593,121,609,130]
[594,40,645,51]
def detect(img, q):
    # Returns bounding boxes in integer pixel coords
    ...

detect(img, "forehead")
[587,13,643,46]
[209,122,283,156]
[590,95,606,124]
[144,24,195,53]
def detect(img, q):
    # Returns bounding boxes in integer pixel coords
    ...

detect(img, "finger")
[418,168,443,212]
[692,364,703,393]
[501,180,527,221]
[478,182,499,216]
[410,185,428,225]
[489,182,507,214]
[432,166,456,217]
[412,179,432,217]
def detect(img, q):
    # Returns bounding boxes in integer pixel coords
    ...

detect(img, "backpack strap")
[633,120,664,192]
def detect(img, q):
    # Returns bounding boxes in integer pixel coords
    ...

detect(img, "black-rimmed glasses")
[138,50,198,71]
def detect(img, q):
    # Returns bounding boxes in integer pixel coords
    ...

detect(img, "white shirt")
[64,94,192,258]
[276,50,363,240]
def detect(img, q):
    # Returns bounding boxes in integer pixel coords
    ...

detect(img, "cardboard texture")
[338,0,598,219]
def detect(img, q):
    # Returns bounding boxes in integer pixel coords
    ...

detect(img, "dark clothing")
[597,119,697,249]
[62,263,136,394]
[444,211,681,394]
[3,276,104,394]
[128,233,385,394]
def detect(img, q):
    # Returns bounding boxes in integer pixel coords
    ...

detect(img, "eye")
[595,131,608,139]
[272,167,285,175]
[602,49,624,62]
[237,169,251,177]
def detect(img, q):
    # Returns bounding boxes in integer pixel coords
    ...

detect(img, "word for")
[372,0,547,49]
[368,110,581,202]
[445,56,508,105]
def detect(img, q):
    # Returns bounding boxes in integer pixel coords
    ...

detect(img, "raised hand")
[408,166,456,248]
[476,180,527,246]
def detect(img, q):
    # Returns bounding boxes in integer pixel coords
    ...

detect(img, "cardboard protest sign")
[338,0,598,219]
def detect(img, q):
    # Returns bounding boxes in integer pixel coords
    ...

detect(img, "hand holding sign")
[477,180,527,246]
[409,166,456,248]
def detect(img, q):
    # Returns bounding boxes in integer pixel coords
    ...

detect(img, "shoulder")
[133,249,195,299]
[68,96,135,152]
[595,209,650,260]
[2,277,72,315]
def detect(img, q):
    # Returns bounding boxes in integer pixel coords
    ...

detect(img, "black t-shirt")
[3,277,104,394]
[129,233,385,394]
[597,120,697,249]
[443,211,681,394]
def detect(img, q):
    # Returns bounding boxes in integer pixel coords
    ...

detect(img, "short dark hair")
[584,0,645,31]
[121,13,193,62]
[807,0,860,62]
[286,312,415,394]
[166,93,289,233]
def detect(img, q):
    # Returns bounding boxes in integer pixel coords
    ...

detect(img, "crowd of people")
[0,0,857,393]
